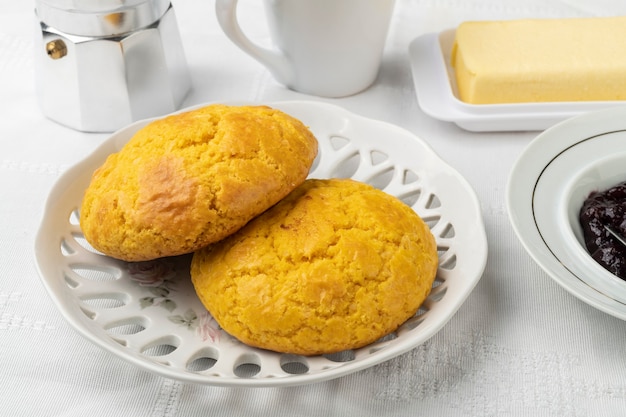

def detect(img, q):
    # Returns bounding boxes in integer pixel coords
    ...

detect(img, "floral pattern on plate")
[127,258,222,344]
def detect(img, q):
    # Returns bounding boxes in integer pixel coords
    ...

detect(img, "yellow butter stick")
[451,16,626,104]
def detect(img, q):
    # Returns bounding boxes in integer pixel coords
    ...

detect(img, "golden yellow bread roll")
[80,104,318,262]
[451,16,626,104]
[190,178,438,356]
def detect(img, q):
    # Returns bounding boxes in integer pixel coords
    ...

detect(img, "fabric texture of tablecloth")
[4,0,626,416]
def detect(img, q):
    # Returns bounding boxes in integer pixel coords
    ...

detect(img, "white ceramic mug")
[215,0,396,97]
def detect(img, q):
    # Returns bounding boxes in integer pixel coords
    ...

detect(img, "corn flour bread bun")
[191,178,438,356]
[80,104,318,262]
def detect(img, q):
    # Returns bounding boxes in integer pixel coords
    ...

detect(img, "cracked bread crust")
[79,104,318,261]
[190,178,438,356]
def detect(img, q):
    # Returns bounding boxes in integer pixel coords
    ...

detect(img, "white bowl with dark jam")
[507,106,626,319]
[560,155,626,303]
[575,175,626,280]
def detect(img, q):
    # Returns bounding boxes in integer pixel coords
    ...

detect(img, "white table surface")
[4,0,626,416]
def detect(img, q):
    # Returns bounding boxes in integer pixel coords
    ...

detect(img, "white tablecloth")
[4,1,626,416]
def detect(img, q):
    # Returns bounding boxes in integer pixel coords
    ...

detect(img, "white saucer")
[507,106,626,319]
[35,101,487,387]
[409,30,626,132]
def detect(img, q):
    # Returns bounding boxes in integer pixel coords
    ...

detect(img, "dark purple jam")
[579,181,626,280]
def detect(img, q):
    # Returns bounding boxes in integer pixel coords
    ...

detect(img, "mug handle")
[215,0,293,85]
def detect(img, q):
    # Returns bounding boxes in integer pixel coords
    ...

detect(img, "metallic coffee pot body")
[34,0,191,132]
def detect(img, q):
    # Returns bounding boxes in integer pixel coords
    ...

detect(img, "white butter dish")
[408,30,626,132]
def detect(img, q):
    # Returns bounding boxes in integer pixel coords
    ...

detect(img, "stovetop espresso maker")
[34,0,191,132]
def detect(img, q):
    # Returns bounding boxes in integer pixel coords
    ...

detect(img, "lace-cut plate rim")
[34,100,487,387]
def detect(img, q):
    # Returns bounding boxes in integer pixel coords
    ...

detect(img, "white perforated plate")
[34,101,487,387]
